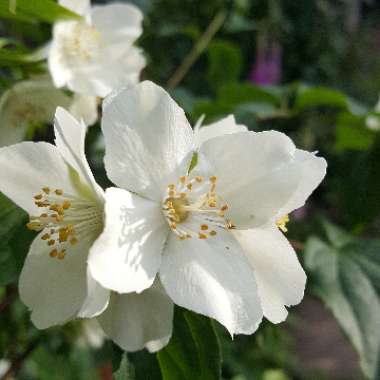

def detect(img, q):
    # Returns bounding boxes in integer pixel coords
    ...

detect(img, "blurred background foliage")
[0,0,380,379]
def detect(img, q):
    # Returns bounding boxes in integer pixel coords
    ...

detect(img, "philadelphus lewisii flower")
[0,106,176,351]
[0,77,97,147]
[49,0,146,97]
[87,81,327,350]
[0,107,109,328]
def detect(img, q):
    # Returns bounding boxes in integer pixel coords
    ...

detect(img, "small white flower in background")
[0,77,98,147]
[49,0,146,97]
[0,107,108,328]
[0,360,10,378]
[76,319,105,349]
[87,81,327,351]
[366,94,380,131]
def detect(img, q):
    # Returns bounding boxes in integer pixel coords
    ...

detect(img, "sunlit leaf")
[305,221,380,379]
[0,0,81,24]
[157,308,221,380]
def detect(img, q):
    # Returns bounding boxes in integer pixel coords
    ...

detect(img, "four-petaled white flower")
[87,81,327,350]
[0,107,109,328]
[0,106,176,352]
[49,0,146,97]
[0,77,97,148]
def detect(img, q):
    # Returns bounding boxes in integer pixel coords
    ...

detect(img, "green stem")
[166,10,227,90]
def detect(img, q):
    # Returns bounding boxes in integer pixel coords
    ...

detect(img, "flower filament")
[62,22,101,63]
[162,175,235,240]
[27,187,102,260]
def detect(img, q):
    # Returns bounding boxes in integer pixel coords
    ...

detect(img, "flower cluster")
[0,1,327,354]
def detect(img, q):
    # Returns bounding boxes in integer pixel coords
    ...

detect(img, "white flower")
[0,78,98,147]
[87,81,327,345]
[0,107,108,328]
[0,105,172,351]
[49,0,146,97]
[366,94,380,131]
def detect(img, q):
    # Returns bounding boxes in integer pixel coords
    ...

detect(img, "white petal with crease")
[160,230,263,335]
[102,81,194,200]
[233,226,306,323]
[98,282,174,352]
[88,187,168,293]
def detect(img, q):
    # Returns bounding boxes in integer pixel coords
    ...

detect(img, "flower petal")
[193,115,247,149]
[88,187,168,293]
[276,149,327,217]
[0,142,77,215]
[159,230,263,335]
[66,46,145,98]
[102,81,194,200]
[199,130,312,228]
[59,0,90,15]
[54,107,104,200]
[78,268,110,318]
[19,234,91,329]
[233,226,306,323]
[69,94,98,126]
[91,3,143,44]
[98,281,174,352]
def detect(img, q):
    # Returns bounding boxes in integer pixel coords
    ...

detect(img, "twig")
[166,10,227,90]
[0,288,17,313]
[0,340,39,380]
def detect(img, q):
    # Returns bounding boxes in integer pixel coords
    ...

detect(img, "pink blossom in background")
[250,36,282,85]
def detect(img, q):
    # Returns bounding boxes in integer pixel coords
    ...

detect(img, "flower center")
[62,22,101,63]
[26,187,102,260]
[162,175,235,240]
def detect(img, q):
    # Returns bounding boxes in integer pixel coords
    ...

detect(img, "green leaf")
[129,351,162,380]
[304,223,380,379]
[0,0,81,24]
[0,192,34,285]
[0,192,27,239]
[218,83,280,106]
[295,86,348,111]
[0,48,43,67]
[335,113,375,152]
[207,40,243,89]
[157,308,221,380]
[114,353,135,380]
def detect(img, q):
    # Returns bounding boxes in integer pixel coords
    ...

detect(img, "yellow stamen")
[55,189,63,196]
[276,214,289,233]
[57,250,66,260]
[62,200,71,210]
[50,249,58,258]
[200,224,208,230]
[198,232,207,239]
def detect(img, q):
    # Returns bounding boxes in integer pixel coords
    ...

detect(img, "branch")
[0,288,17,313]
[166,10,227,90]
